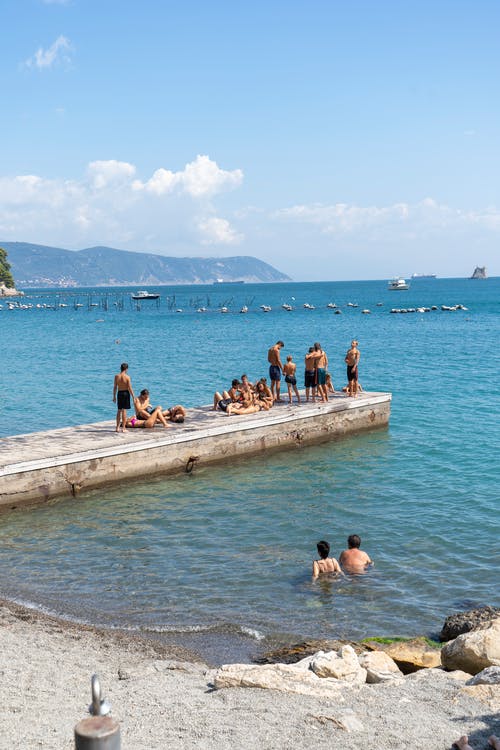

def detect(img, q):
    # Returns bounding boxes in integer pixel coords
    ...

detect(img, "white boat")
[261,305,272,312]
[388,277,410,291]
[220,306,229,313]
[326,302,337,309]
[303,303,315,309]
[240,305,248,313]
[346,302,358,308]
[131,290,160,300]
[282,303,293,311]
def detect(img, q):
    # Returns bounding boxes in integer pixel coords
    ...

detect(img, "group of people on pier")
[113,336,361,430]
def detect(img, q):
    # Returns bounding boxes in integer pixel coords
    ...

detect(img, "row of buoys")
[390,303,468,314]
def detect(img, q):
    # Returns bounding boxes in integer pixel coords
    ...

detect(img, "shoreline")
[2,597,499,749]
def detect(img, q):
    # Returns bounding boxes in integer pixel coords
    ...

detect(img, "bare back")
[312,556,341,578]
[339,548,372,571]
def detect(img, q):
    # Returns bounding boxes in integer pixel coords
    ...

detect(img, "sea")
[0,277,499,664]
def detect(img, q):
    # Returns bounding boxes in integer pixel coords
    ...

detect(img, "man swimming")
[339,534,373,572]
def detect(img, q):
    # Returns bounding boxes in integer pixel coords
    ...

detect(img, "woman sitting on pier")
[254,379,273,411]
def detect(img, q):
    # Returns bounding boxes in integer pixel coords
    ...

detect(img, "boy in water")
[113,363,135,433]
[312,540,342,578]
[283,355,301,404]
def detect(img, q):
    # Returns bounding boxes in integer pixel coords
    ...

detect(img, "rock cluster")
[0,283,21,297]
[213,618,500,700]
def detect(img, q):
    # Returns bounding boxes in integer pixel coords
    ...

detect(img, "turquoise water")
[0,278,499,662]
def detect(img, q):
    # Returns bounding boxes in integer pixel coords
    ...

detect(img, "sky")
[1,0,499,280]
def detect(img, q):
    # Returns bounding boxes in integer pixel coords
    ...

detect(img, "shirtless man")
[113,363,135,433]
[213,379,241,412]
[313,342,329,402]
[267,340,285,402]
[283,355,301,404]
[339,534,373,572]
[134,389,173,427]
[345,339,360,397]
[304,347,317,402]
[312,540,342,578]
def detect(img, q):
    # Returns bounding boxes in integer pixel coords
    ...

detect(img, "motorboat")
[261,305,272,312]
[240,305,248,313]
[282,303,293,311]
[326,302,337,309]
[303,303,315,309]
[131,290,160,300]
[220,306,229,313]
[388,277,410,291]
[346,302,358,307]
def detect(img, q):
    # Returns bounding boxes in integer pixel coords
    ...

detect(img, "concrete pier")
[0,392,391,510]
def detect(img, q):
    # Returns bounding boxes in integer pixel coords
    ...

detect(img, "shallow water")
[1,278,499,662]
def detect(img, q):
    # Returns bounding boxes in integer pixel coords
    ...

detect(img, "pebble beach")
[2,599,499,750]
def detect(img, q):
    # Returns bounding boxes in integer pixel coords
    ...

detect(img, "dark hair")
[241,373,248,380]
[173,415,185,423]
[140,389,149,396]
[276,340,284,347]
[348,534,361,549]
[232,378,240,388]
[314,342,321,350]
[308,346,314,353]
[316,540,330,559]
[120,363,128,372]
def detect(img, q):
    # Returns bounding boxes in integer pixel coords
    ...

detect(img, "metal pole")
[74,716,121,750]
[74,675,120,750]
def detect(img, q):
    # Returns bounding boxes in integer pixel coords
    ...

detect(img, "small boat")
[240,305,248,314]
[334,309,342,315]
[303,303,315,309]
[131,290,160,300]
[361,309,371,314]
[282,303,293,311]
[347,302,358,308]
[376,302,384,306]
[196,307,207,313]
[326,302,337,309]
[261,305,272,312]
[220,307,229,314]
[388,277,410,291]
[176,308,183,313]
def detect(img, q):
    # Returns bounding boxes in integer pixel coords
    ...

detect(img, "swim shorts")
[317,368,326,386]
[285,375,296,386]
[218,398,232,412]
[304,370,316,388]
[347,365,358,382]
[269,365,281,381]
[117,390,131,410]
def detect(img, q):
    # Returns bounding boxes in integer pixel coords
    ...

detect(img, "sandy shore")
[1,599,498,750]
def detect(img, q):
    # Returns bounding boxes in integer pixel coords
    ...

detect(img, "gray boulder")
[441,617,500,674]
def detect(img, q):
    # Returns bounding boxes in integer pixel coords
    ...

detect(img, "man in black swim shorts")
[113,362,135,433]
[267,340,284,402]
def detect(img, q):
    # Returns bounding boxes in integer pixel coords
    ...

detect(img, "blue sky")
[1,0,499,279]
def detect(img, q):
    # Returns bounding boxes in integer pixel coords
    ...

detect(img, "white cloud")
[133,154,243,197]
[87,160,136,189]
[0,156,245,251]
[24,35,73,70]
[198,217,243,245]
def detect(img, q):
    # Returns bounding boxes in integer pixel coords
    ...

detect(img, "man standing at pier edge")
[267,340,285,402]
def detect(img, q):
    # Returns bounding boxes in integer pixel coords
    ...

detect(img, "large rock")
[363,638,442,673]
[440,606,500,641]
[441,618,500,674]
[213,662,347,697]
[310,646,367,683]
[459,685,500,711]
[358,650,404,683]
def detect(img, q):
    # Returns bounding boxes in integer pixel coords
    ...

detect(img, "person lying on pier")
[339,534,373,573]
[254,379,273,410]
[164,405,186,423]
[225,381,260,415]
[213,379,242,412]
[312,540,342,578]
[125,407,169,429]
[136,390,186,424]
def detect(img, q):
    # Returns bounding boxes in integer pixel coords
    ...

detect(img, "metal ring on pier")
[185,455,199,474]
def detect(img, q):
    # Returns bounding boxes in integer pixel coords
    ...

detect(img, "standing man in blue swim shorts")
[267,340,285,402]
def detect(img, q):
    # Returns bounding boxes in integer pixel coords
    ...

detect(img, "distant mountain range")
[1,242,291,287]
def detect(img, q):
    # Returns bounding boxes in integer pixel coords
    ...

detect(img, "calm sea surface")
[0,278,499,663]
